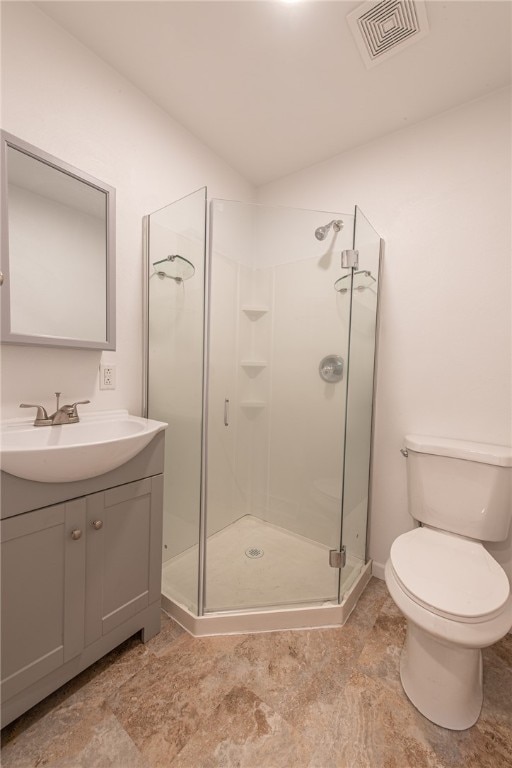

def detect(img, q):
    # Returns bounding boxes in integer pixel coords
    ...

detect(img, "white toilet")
[385,435,512,730]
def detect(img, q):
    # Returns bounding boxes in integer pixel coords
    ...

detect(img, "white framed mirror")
[0,131,116,349]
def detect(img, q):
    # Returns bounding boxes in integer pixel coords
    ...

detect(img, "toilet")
[385,435,512,730]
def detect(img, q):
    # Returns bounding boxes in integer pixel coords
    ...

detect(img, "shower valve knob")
[319,355,344,383]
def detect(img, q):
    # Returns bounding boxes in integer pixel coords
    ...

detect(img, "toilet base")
[400,620,483,730]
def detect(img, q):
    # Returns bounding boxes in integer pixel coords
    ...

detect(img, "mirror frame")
[0,130,116,350]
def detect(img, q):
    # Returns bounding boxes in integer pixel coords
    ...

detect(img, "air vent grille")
[347,0,429,68]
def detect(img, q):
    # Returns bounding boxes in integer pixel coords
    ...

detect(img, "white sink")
[0,410,167,483]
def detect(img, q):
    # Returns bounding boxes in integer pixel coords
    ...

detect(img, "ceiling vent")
[347,0,429,69]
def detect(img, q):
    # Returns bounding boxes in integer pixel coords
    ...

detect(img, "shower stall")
[144,189,383,635]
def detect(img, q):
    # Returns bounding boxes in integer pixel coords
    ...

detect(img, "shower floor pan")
[161,515,372,636]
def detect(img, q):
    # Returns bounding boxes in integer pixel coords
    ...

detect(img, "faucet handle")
[69,400,91,420]
[19,404,51,426]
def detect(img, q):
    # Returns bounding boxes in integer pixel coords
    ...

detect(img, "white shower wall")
[207,203,260,538]
[263,256,348,545]
[207,203,358,558]
[207,251,250,535]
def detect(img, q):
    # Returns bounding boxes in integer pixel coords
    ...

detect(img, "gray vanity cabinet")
[0,433,165,729]
[1,499,87,703]
[85,477,163,644]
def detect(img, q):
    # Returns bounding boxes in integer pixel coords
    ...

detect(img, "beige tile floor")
[2,578,511,768]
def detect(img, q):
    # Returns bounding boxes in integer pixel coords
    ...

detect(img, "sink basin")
[0,410,167,483]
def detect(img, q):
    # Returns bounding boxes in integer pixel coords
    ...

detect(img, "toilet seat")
[390,527,510,623]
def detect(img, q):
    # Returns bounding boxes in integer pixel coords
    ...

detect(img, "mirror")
[0,131,116,349]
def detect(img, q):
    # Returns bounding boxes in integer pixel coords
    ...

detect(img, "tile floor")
[1,578,511,768]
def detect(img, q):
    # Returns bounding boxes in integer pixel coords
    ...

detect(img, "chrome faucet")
[19,404,52,427]
[20,392,90,426]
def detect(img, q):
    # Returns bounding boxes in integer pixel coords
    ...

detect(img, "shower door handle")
[224,398,229,427]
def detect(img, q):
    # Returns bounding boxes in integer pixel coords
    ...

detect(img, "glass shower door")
[339,205,382,599]
[204,199,354,613]
[146,187,207,615]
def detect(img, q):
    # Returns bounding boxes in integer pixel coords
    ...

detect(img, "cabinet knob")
[92,519,103,530]
[70,529,82,540]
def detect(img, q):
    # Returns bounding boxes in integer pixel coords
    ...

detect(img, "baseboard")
[371,560,385,580]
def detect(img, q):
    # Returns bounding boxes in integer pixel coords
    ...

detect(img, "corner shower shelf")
[241,305,269,320]
[240,360,267,369]
[240,401,266,409]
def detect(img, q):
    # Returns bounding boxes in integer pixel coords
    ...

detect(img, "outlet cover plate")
[99,363,116,390]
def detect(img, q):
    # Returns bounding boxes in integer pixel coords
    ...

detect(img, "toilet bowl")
[386,435,512,730]
[385,529,512,729]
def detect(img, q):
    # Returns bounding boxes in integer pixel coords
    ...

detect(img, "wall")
[207,201,368,559]
[3,3,510,588]
[1,2,253,420]
[206,201,259,544]
[257,88,512,581]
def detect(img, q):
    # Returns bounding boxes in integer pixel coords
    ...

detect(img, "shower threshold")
[161,515,372,636]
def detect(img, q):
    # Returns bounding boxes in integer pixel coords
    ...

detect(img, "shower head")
[314,219,343,241]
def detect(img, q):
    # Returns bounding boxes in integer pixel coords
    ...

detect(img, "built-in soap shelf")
[241,305,270,320]
[240,360,267,369]
[240,304,269,412]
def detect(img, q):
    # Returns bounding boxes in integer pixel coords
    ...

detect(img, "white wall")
[3,3,510,589]
[257,88,512,581]
[1,2,253,420]
[206,202,256,540]
[206,201,378,568]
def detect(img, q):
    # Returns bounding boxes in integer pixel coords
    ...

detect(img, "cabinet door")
[1,500,86,702]
[85,476,163,644]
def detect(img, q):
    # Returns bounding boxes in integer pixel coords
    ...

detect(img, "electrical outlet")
[99,363,116,390]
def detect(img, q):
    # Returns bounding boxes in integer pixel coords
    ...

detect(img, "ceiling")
[37,1,511,186]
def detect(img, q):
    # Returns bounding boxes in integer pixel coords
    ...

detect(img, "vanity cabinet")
[1,499,87,703]
[0,434,165,728]
[85,478,162,644]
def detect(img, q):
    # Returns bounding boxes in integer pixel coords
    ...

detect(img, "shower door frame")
[337,206,385,592]
[143,194,383,626]
[197,198,212,617]
[143,187,209,617]
[201,198,358,616]
[363,235,385,568]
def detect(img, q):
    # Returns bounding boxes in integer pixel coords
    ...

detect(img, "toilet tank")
[404,435,512,542]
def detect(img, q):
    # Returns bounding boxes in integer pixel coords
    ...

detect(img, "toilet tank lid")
[404,435,512,467]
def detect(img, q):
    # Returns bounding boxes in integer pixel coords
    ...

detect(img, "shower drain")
[245,547,264,559]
